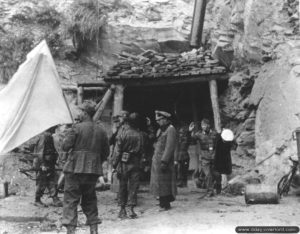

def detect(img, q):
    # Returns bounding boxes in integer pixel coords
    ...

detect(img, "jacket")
[112,126,144,171]
[62,120,109,175]
[29,132,58,170]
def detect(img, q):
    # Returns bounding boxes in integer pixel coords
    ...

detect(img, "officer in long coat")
[61,101,109,234]
[150,110,177,211]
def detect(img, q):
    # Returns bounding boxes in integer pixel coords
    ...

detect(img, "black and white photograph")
[0,0,299,233]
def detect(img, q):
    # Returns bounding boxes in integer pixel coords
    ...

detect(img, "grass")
[64,0,107,51]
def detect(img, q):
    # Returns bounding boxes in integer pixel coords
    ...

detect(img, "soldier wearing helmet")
[112,112,144,219]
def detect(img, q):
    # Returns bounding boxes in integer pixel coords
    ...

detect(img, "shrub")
[35,8,61,29]
[64,0,107,52]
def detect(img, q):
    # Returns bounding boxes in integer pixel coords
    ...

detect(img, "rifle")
[18,167,62,180]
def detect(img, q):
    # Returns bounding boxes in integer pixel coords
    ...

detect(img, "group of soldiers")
[27,100,235,234]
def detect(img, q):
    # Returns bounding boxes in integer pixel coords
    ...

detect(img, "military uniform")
[194,129,218,193]
[112,125,143,209]
[109,124,129,192]
[150,123,177,209]
[62,120,109,228]
[175,126,190,187]
[31,131,60,205]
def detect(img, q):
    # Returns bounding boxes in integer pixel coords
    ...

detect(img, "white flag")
[0,40,73,156]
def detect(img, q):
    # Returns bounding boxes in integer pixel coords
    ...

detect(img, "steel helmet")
[221,128,234,141]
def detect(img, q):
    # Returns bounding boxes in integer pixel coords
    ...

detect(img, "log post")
[108,84,124,184]
[190,0,207,47]
[93,86,115,122]
[77,86,84,105]
[112,84,125,119]
[209,80,221,133]
[245,184,279,204]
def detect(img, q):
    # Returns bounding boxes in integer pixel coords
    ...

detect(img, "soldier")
[214,129,236,193]
[189,118,218,196]
[175,125,191,187]
[61,101,109,234]
[109,111,129,200]
[150,110,177,211]
[30,126,63,208]
[109,111,130,147]
[112,112,144,219]
[139,116,155,182]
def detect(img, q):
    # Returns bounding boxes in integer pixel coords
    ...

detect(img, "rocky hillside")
[0,0,299,184]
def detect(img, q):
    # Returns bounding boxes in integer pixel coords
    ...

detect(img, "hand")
[112,127,118,134]
[41,166,48,171]
[161,161,168,173]
[189,122,195,132]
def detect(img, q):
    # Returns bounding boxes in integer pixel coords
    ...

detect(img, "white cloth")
[0,40,73,156]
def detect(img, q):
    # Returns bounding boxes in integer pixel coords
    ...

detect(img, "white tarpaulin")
[0,40,73,156]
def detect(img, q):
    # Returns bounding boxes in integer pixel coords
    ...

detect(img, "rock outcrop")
[0,0,299,183]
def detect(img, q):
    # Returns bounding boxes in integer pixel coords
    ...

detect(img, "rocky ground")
[0,180,299,234]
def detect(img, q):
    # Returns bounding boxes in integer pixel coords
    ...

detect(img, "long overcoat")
[150,124,177,198]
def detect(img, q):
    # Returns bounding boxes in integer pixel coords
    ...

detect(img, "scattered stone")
[104,48,227,80]
[292,65,300,77]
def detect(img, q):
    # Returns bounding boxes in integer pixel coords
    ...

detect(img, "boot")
[90,224,98,234]
[215,183,222,195]
[127,206,137,219]
[118,207,127,219]
[34,198,48,208]
[52,197,63,207]
[158,201,171,212]
[66,225,76,234]
[207,190,215,197]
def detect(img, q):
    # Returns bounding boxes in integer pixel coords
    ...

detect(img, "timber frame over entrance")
[76,48,229,133]
[104,48,228,133]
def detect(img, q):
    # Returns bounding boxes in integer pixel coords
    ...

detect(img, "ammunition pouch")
[121,152,131,163]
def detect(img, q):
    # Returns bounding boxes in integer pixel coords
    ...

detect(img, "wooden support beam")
[62,85,106,92]
[93,86,115,122]
[190,0,207,47]
[112,85,125,118]
[77,80,109,88]
[209,80,221,133]
[77,86,84,105]
[105,74,228,87]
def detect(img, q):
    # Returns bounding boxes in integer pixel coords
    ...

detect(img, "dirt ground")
[0,179,299,234]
